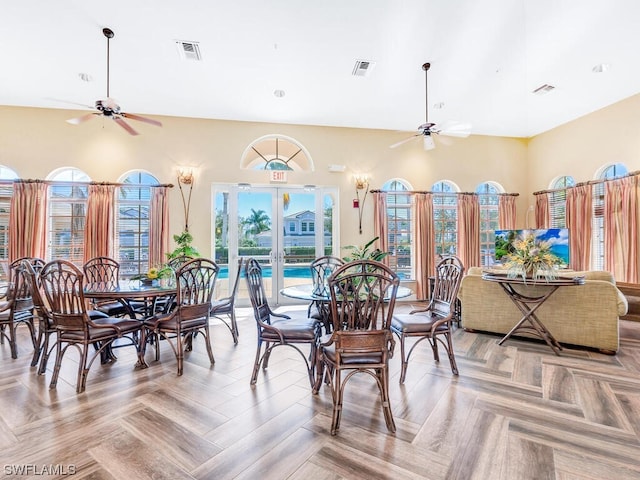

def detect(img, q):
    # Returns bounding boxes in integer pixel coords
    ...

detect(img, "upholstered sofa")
[458,267,628,353]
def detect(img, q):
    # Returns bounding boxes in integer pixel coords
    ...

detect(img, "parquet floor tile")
[1,305,639,479]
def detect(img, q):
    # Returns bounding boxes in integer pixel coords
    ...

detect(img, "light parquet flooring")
[1,304,640,479]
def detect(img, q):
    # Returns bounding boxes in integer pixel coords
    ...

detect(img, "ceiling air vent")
[352,60,375,77]
[175,40,202,61]
[532,84,555,95]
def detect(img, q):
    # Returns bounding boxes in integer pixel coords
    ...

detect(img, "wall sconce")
[177,168,194,232]
[354,174,369,234]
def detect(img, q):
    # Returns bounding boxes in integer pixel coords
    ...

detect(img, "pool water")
[218,265,311,279]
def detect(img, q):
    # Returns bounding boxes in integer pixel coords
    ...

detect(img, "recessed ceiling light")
[273,89,286,98]
[592,63,611,73]
[78,73,93,82]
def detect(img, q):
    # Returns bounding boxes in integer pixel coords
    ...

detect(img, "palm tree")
[244,209,271,238]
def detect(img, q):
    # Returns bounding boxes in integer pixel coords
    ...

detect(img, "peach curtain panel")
[9,180,48,262]
[498,195,517,229]
[604,176,638,282]
[565,184,592,271]
[83,183,115,262]
[149,186,170,268]
[373,192,389,266]
[457,193,480,270]
[413,193,434,300]
[534,193,550,229]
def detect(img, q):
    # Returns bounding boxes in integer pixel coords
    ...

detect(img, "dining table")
[281,283,413,332]
[83,280,178,364]
[84,280,178,319]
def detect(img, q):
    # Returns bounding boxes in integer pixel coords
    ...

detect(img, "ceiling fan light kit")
[390,61,471,151]
[66,27,162,135]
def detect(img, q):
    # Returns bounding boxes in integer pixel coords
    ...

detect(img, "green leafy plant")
[342,236,389,262]
[167,230,200,260]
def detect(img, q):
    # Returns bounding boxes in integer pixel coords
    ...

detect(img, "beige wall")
[10,96,638,256]
[527,93,640,200]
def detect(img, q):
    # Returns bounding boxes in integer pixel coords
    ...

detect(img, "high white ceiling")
[1,0,639,138]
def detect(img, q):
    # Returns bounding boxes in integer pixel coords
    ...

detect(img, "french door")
[213,184,339,306]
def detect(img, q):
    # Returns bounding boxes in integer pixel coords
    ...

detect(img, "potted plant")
[342,236,389,262]
[166,230,200,261]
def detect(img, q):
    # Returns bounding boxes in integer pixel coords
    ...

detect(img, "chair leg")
[331,368,343,435]
[398,333,409,384]
[37,332,52,375]
[444,331,459,375]
[77,343,90,393]
[31,321,45,367]
[230,310,239,345]
[379,366,396,433]
[203,325,215,366]
[250,340,264,385]
[176,330,184,376]
[9,322,18,359]
[49,340,64,389]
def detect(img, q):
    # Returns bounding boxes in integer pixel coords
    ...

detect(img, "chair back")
[22,261,51,324]
[2,261,35,318]
[83,256,120,289]
[327,260,400,359]
[244,258,273,326]
[174,258,219,319]
[167,255,194,271]
[310,255,345,295]
[40,260,89,331]
[430,256,464,318]
[227,257,244,303]
[10,257,45,274]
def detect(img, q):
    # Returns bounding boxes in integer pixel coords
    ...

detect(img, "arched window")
[475,181,504,266]
[0,166,18,276]
[240,134,314,171]
[381,179,412,279]
[592,163,628,270]
[549,175,575,228]
[47,168,91,263]
[117,171,160,276]
[432,180,460,256]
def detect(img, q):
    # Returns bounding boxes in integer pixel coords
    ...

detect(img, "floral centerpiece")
[504,233,563,282]
[132,264,173,285]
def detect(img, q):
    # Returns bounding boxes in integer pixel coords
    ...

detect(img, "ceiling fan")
[66,27,162,136]
[390,62,471,150]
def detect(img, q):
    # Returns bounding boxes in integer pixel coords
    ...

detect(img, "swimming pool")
[218,264,311,279]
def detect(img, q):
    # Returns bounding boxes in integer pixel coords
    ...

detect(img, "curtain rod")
[0,179,174,188]
[370,189,519,196]
[533,170,640,196]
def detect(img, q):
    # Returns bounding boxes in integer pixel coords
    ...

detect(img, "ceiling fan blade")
[390,134,421,149]
[113,117,140,136]
[66,113,99,125]
[122,112,162,127]
[437,121,472,138]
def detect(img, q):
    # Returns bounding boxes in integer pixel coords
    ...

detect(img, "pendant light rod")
[103,28,114,98]
[423,62,430,123]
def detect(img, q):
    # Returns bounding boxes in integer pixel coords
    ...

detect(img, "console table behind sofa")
[458,267,628,354]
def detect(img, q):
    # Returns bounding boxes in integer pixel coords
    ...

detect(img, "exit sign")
[270,170,288,183]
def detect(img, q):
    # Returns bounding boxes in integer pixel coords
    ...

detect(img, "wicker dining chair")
[83,256,130,317]
[143,258,219,375]
[0,261,38,360]
[312,259,399,435]
[210,257,243,345]
[308,255,345,332]
[39,260,145,393]
[391,255,464,381]
[244,257,321,388]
